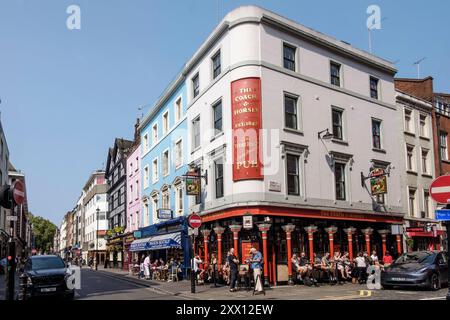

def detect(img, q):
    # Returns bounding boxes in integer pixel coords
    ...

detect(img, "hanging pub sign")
[243,214,253,230]
[185,169,201,196]
[157,209,173,220]
[369,168,388,196]
[231,77,263,181]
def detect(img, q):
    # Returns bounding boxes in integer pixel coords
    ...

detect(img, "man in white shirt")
[143,254,151,280]
[370,250,378,264]
[193,255,205,282]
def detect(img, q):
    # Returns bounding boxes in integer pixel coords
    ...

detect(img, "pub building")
[182,7,408,285]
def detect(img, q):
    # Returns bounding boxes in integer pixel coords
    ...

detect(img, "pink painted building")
[126,144,141,233]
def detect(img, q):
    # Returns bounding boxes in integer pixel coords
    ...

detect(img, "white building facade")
[83,171,108,265]
[177,6,405,284]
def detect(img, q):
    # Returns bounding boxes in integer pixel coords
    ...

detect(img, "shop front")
[130,217,190,278]
[196,206,404,285]
[123,233,136,271]
[106,236,124,269]
[405,223,445,252]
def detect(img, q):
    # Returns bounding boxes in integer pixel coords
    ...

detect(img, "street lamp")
[95,207,100,271]
[318,129,334,140]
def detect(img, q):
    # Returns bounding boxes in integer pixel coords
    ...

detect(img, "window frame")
[440,131,448,161]
[334,161,347,201]
[162,110,169,136]
[369,76,379,99]
[330,61,342,87]
[174,96,183,123]
[192,73,200,99]
[331,107,344,141]
[152,157,159,183]
[283,43,297,72]
[214,160,224,199]
[284,93,299,130]
[371,118,383,149]
[212,99,223,136]
[143,165,150,189]
[286,154,300,196]
[174,138,183,169]
[192,116,201,151]
[404,108,414,134]
[152,123,158,145]
[212,50,221,79]
[162,149,170,177]
[406,144,416,172]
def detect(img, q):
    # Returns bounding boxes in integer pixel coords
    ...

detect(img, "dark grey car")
[381,251,448,290]
[22,255,75,300]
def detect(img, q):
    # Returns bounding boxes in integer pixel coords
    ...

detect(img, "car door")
[437,253,448,285]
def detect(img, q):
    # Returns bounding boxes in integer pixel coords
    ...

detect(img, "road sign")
[12,180,25,205]
[188,214,202,229]
[435,209,450,221]
[6,216,17,222]
[429,175,450,204]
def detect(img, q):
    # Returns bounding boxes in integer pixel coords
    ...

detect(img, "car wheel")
[429,273,440,291]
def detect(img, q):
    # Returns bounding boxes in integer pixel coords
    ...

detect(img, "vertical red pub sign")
[231,77,263,181]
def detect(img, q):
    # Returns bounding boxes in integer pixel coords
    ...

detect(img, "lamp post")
[95,207,99,271]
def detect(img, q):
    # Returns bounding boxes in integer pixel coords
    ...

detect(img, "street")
[2,268,446,301]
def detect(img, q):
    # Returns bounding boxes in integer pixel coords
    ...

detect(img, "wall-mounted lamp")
[318,129,334,140]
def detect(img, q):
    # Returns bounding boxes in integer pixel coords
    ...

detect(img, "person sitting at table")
[321,252,336,282]
[382,251,393,267]
[340,252,351,280]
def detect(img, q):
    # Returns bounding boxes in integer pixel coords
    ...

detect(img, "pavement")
[91,267,449,301]
[1,268,448,300]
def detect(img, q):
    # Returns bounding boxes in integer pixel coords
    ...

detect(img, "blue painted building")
[130,80,191,276]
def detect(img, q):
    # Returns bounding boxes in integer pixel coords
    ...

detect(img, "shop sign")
[243,214,253,230]
[406,227,425,233]
[133,231,142,239]
[370,174,387,196]
[186,171,201,196]
[231,77,263,181]
[269,181,281,192]
[435,209,450,221]
[157,209,173,220]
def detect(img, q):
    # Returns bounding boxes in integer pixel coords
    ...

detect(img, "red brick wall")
[395,77,434,102]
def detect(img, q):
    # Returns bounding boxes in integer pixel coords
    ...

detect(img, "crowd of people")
[135,254,182,282]
[291,250,394,286]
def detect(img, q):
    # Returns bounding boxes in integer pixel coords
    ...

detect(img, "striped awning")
[129,232,182,252]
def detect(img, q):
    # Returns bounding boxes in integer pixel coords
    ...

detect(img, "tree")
[28,213,57,254]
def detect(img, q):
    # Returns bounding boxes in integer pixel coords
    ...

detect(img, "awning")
[130,238,152,252]
[129,232,182,252]
[407,230,445,238]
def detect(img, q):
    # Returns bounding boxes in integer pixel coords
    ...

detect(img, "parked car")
[21,255,75,300]
[381,251,448,290]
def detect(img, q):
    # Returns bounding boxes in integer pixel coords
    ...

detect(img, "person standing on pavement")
[144,253,151,280]
[227,248,239,292]
[249,247,263,294]
[370,250,379,264]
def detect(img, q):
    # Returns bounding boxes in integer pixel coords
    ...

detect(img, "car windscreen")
[27,257,65,270]
[394,252,435,265]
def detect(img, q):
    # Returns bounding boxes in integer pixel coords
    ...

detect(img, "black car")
[21,255,75,300]
[381,251,448,290]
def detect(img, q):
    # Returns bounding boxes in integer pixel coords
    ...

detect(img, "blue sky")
[0,0,449,225]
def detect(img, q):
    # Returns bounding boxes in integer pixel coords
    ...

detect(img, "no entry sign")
[188,214,202,229]
[429,175,450,204]
[12,180,25,205]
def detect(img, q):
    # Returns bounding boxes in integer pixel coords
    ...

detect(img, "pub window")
[212,50,221,79]
[334,162,346,201]
[283,43,296,71]
[215,161,224,199]
[213,100,223,135]
[192,116,201,150]
[330,61,341,87]
[372,119,382,149]
[370,76,379,99]
[284,94,298,130]
[192,73,200,98]
[332,107,344,140]
[287,154,300,196]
